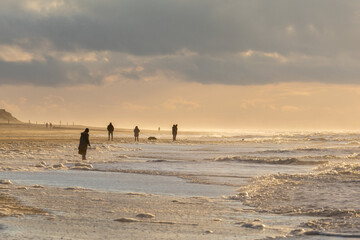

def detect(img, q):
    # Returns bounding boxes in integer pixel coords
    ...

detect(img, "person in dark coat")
[134,126,140,142]
[172,124,178,141]
[107,122,114,141]
[78,128,91,160]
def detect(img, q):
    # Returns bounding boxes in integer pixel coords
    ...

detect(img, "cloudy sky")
[1,0,360,130]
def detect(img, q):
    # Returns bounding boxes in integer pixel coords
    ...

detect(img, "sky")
[1,0,360,130]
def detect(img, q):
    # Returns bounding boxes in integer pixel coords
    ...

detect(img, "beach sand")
[1,124,358,239]
[0,124,284,239]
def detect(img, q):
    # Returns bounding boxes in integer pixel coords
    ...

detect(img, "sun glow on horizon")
[2,81,360,131]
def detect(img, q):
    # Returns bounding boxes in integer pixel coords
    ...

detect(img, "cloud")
[0,0,360,86]
[3,0,355,55]
[0,45,36,62]
[0,56,98,86]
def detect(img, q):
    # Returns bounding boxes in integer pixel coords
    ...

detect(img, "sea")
[1,130,359,239]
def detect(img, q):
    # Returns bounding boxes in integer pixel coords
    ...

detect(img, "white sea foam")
[233,163,360,234]
[213,156,327,165]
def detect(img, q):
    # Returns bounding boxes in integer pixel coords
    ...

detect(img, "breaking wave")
[314,162,360,176]
[229,163,360,233]
[257,147,326,154]
[213,156,328,165]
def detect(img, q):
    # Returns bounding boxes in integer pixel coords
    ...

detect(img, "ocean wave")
[315,163,360,176]
[218,133,358,143]
[258,147,325,154]
[253,147,360,160]
[346,141,360,145]
[301,208,359,218]
[301,217,360,237]
[231,163,360,219]
[213,156,327,165]
[346,153,360,159]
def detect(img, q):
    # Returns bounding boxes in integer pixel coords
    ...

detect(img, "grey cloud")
[67,54,360,86]
[0,0,360,85]
[123,53,360,85]
[2,0,358,56]
[0,57,98,86]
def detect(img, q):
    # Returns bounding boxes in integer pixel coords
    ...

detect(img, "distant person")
[46,122,48,128]
[134,126,140,142]
[172,124,178,141]
[49,122,52,128]
[107,122,114,141]
[78,128,91,160]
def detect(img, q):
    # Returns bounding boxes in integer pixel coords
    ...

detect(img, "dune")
[0,109,21,123]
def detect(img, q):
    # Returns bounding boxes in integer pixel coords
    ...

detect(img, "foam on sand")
[233,162,360,235]
[70,163,93,170]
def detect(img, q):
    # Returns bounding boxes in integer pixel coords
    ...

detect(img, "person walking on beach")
[78,128,91,160]
[107,122,114,141]
[172,124,178,141]
[134,126,140,142]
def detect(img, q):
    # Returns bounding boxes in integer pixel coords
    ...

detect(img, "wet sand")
[0,124,285,239]
[0,183,256,240]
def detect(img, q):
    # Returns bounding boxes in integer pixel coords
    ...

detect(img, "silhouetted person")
[134,126,140,142]
[49,122,52,128]
[46,123,48,128]
[107,122,114,141]
[78,128,91,160]
[172,124,178,141]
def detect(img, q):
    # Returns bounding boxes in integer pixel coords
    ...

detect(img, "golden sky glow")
[1,81,360,130]
[1,1,360,130]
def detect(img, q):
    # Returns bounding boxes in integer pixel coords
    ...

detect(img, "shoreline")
[0,127,359,239]
[0,127,274,239]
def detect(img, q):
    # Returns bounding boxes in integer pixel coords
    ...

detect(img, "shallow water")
[0,170,234,197]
